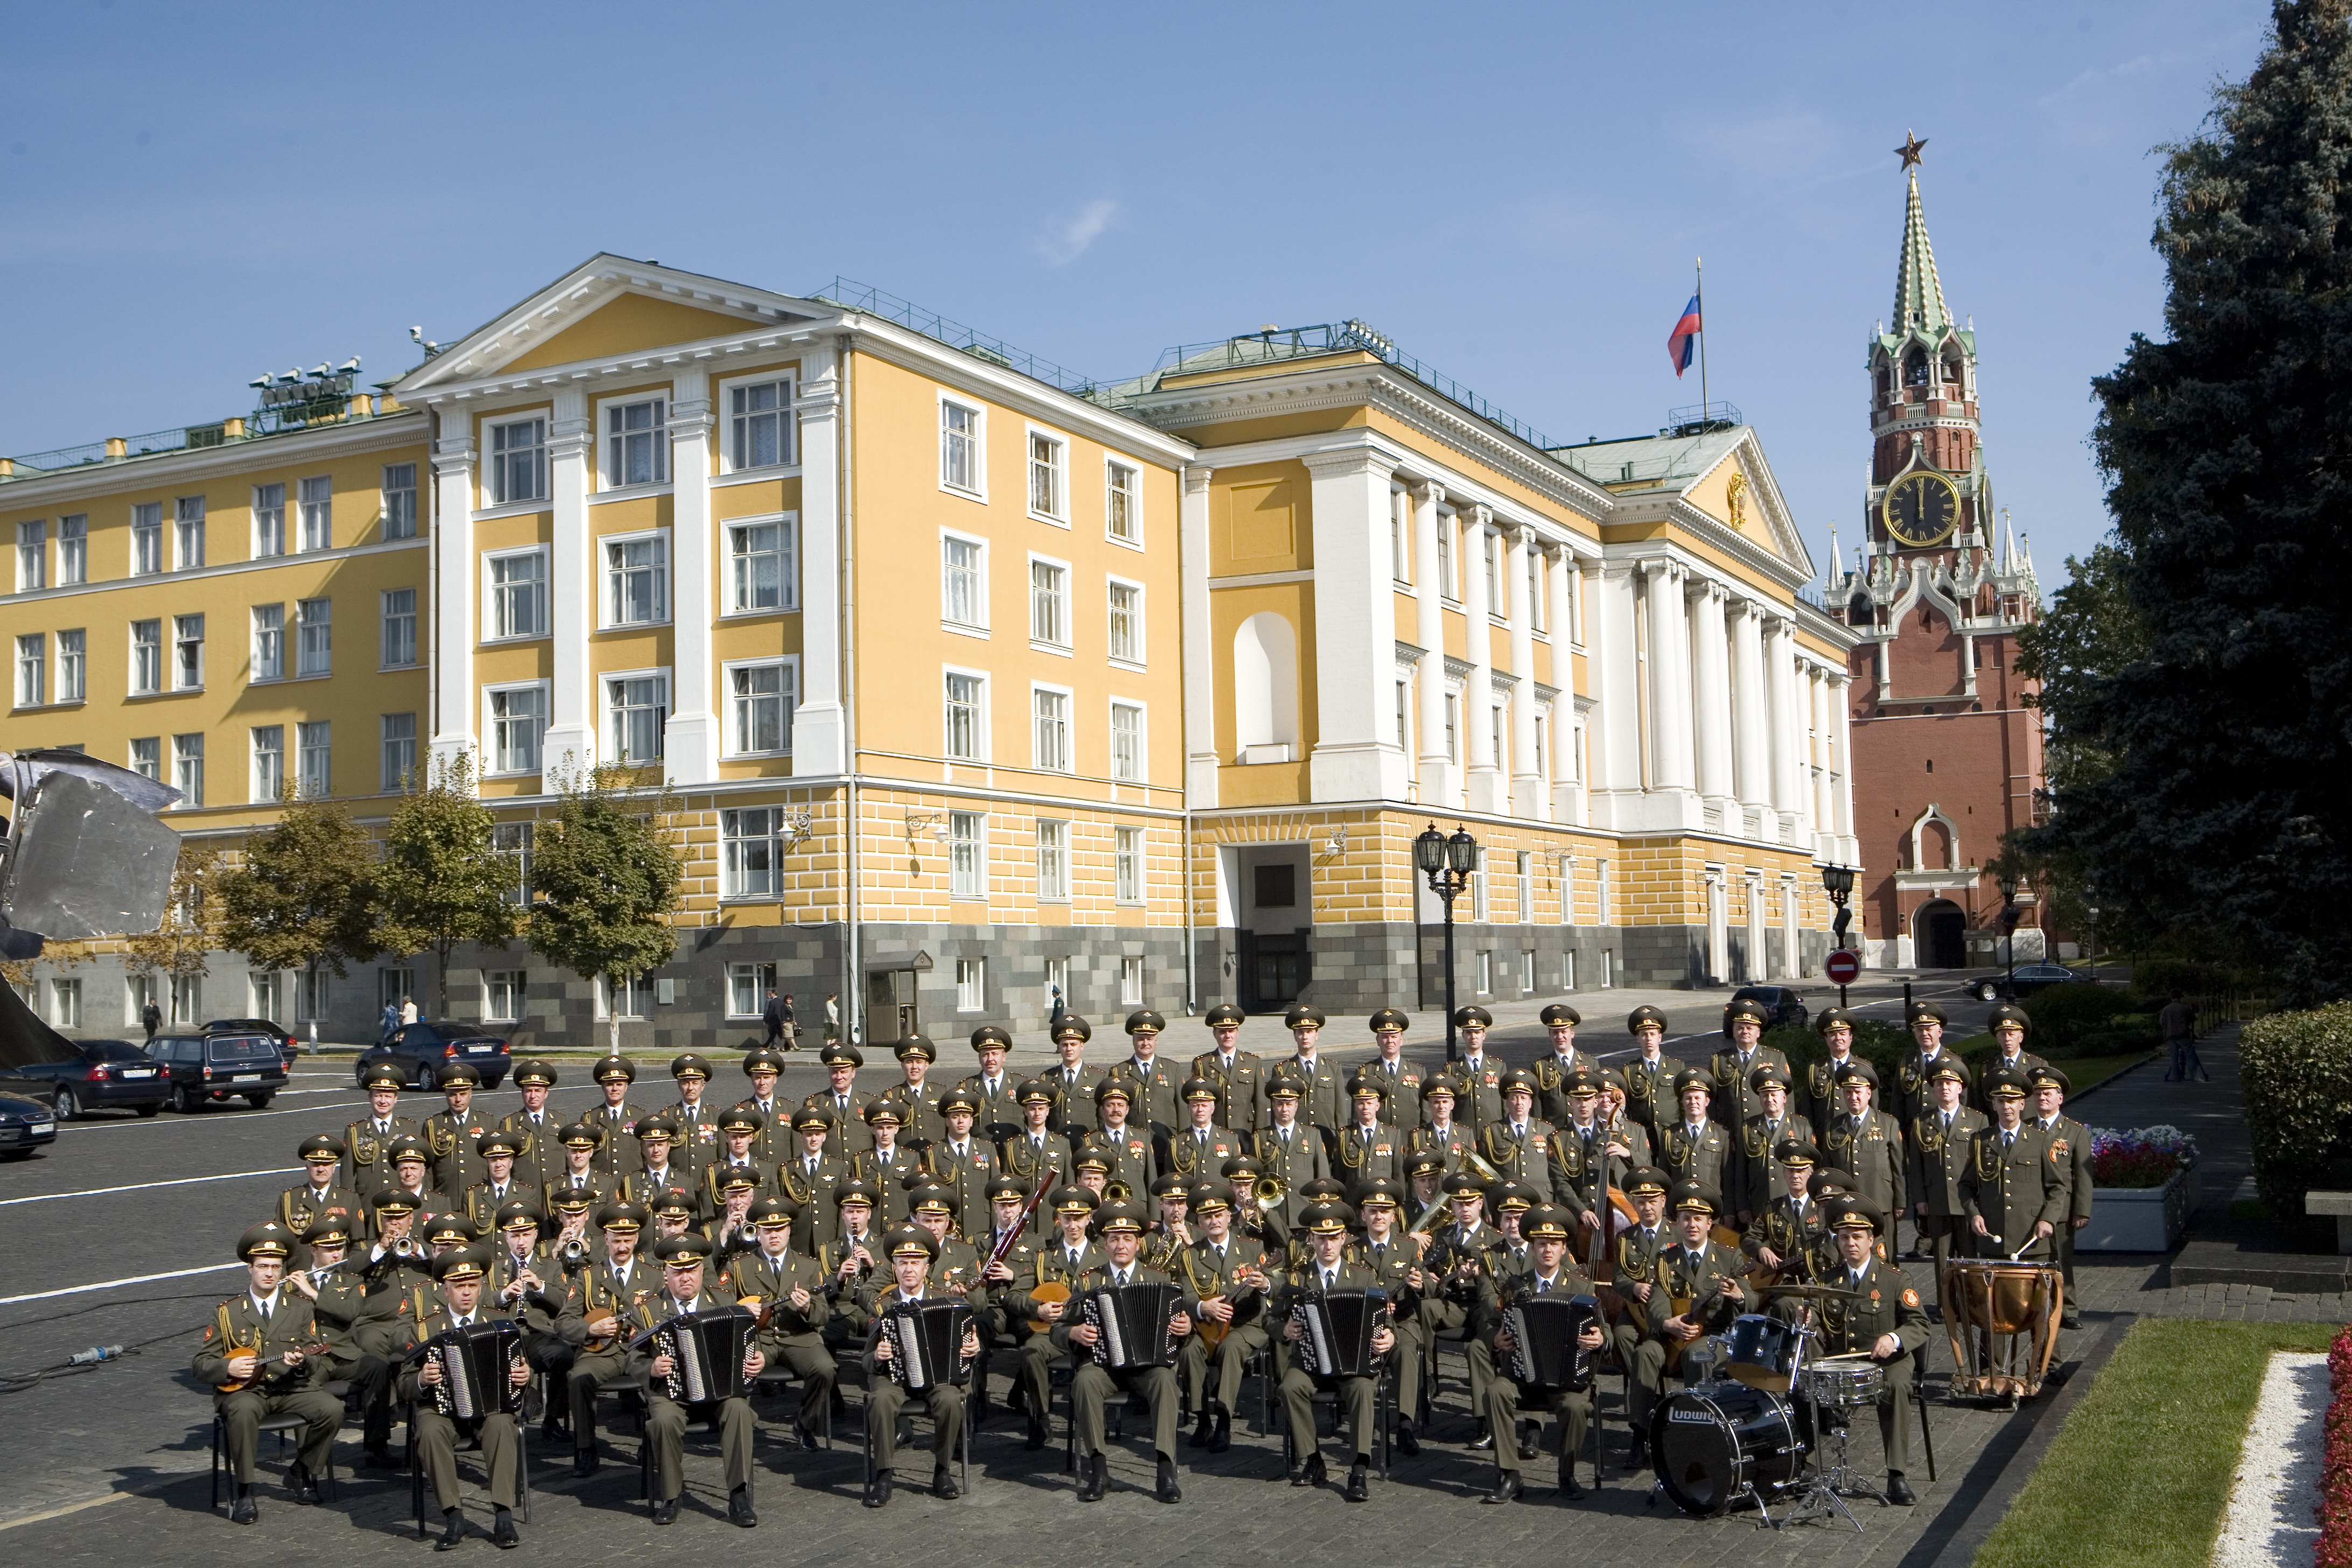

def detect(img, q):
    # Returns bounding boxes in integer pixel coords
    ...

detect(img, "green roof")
[1892,169,1952,338]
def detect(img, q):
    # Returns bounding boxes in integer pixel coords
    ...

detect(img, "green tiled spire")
[1892,169,1951,337]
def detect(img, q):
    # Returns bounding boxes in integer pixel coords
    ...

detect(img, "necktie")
[1322,1270,1335,1292]
[258,1297,272,1322]
[1537,1276,1550,1294]
[2004,1131,2015,1150]
[1116,1270,1130,1289]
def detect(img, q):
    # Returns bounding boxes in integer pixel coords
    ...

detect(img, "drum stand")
[1771,1322,1879,1532]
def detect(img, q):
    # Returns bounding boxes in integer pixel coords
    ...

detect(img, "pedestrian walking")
[2159,990,2208,1081]
[824,993,840,1045]
[141,997,162,1042]
[781,994,797,1050]
[400,994,420,1027]
[379,999,400,1042]
[761,988,787,1048]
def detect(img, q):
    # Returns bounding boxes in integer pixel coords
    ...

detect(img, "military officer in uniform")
[485,1199,573,1440]
[1276,1202,1394,1502]
[820,1180,888,1306]
[806,1042,874,1159]
[622,1117,702,1221]
[1108,1010,1185,1140]
[500,1059,564,1192]
[878,1035,947,1148]
[735,1047,793,1163]
[1961,1068,2067,1261]
[1977,1005,2050,1115]
[342,1067,416,1198]
[359,1189,434,1313]
[1620,1005,1684,1136]
[1475,1202,1608,1504]
[1892,1000,1958,1134]
[1734,1063,1814,1225]
[957,1026,1023,1147]
[1012,1186,1103,1448]
[1081,1079,1156,1199]
[1774,1196,1929,1504]
[704,1106,775,1205]
[1627,1181,1752,1449]
[922,1086,999,1235]
[1806,1007,1867,1131]
[1254,1075,1327,1234]
[1446,1006,1507,1135]
[1189,1003,1266,1134]
[1823,1061,1906,1250]
[1365,1006,1428,1096]
[1163,1075,1244,1186]
[279,1134,369,1263]
[1334,1072,1405,1189]
[721,1196,833,1448]
[1408,1076,1476,1173]
[422,1062,496,1198]
[1530,1003,1600,1124]
[1598,1068,1656,1171]
[398,1243,530,1549]
[1657,1068,1734,1194]
[465,1129,536,1231]
[657,1053,723,1170]
[1480,1068,1558,1193]
[2028,1063,2092,1328]
[1060,1200,1191,1504]
[635,1233,762,1527]
[1044,1018,1107,1138]
[857,1100,925,1226]
[1349,1177,1425,1450]
[1742,1139,1835,1285]
[1607,1167,1676,1456]
[286,1215,396,1467]
[381,1134,449,1219]
[1707,996,1790,1135]
[909,1185,983,1292]
[849,1227,977,1507]
[564,1201,655,1475]
[1549,1067,1632,1238]
[582,1055,649,1179]
[1173,1179,1270,1453]
[1415,1172,1507,1431]
[779,1104,849,1257]
[541,1121,612,1216]
[1908,1058,1986,1280]
[1274,1005,1345,1149]
[999,1079,1074,1208]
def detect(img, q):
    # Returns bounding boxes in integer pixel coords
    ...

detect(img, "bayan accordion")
[881,1299,974,1391]
[417,1319,526,1419]
[1081,1282,1182,1370]
[631,1304,758,1403]
[1503,1291,1600,1392]
[1290,1288,1388,1378]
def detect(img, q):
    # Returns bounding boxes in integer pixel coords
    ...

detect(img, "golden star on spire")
[1895,130,1928,170]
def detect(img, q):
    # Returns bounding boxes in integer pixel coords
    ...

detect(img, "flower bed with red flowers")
[2087,1124,2199,1189]
[2317,1322,2352,1567]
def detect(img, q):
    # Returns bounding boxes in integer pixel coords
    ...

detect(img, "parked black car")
[1729,985,1809,1031]
[202,1017,301,1068]
[355,1021,512,1090]
[147,1029,290,1111]
[0,1091,58,1158]
[1970,965,2088,1004]
[0,1038,170,1119]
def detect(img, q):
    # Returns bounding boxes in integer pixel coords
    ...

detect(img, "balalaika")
[880,1299,974,1391]
[412,1319,526,1418]
[1502,1291,1600,1391]
[1289,1287,1388,1377]
[630,1304,758,1403]
[1080,1282,1182,1369]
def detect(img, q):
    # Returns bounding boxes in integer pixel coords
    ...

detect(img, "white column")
[792,339,845,776]
[542,384,596,777]
[663,369,717,785]
[1506,524,1542,818]
[1643,560,1693,793]
[1301,446,1409,803]
[427,415,478,776]
[1766,615,1800,838]
[1690,580,1733,816]
[1731,599,1770,830]
[1411,480,1452,808]
[1461,505,1502,811]
[1181,465,1219,807]
[1550,549,1584,824]
[1830,670,1856,854]
[1593,561,1642,822]
[1800,664,1825,846]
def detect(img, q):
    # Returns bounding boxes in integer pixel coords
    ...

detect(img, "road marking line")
[0,1492,131,1532]
[60,1105,325,1132]
[0,1262,241,1306]
[0,1166,295,1207]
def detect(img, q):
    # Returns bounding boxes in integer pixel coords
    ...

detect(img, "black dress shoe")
[1395,1421,1420,1458]
[728,1486,758,1527]
[492,1508,518,1549]
[1300,1453,1327,1488]
[650,1496,678,1526]
[896,1416,915,1450]
[1208,1413,1231,1454]
[435,1509,466,1550]
[1344,1461,1369,1502]
[864,1471,893,1509]
[1516,1422,1539,1461]
[1469,1431,1496,1451]
[1187,1410,1213,1448]
[1627,1437,1649,1470]
[362,1445,398,1470]
[934,1466,961,1501]
[1483,1471,1522,1504]
[1558,1462,1585,1500]
[228,1490,258,1526]
[285,1462,320,1505]
[1077,1453,1107,1503]
[1025,1415,1047,1452]
[572,1450,598,1478]
[539,1415,564,1443]
[1887,1472,1916,1506]
[1157,1455,1182,1504]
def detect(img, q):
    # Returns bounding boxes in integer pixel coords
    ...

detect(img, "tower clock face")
[1882,471,1961,548]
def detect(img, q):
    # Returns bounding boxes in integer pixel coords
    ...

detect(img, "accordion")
[1290,1288,1387,1378]
[1081,1283,1182,1370]
[416,1319,526,1419]
[631,1305,757,1403]
[880,1299,974,1391]
[1502,1291,1600,1392]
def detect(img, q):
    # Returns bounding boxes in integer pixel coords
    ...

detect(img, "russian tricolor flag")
[1667,295,1702,376]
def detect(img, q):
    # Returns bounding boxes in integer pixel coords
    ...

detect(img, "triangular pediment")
[1683,432,1816,582]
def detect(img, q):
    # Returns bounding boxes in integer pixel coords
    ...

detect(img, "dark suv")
[1729,985,1809,1030]
[148,1030,289,1111]
[0,1039,171,1119]
[355,1020,512,1090]
[202,1017,301,1068]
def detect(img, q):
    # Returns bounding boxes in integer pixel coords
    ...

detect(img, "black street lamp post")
[1820,863,1856,951]
[1998,870,2020,998]
[1415,822,1479,1065]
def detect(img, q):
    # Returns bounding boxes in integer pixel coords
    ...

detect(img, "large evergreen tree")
[2028,0,2352,1000]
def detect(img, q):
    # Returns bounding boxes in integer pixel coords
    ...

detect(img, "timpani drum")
[1943,1260,2062,1401]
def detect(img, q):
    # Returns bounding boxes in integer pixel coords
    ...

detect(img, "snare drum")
[1797,1353,1884,1408]
[1723,1313,1803,1392]
[1651,1382,1812,1517]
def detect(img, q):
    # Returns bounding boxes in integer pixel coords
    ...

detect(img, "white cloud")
[1038,198,1118,265]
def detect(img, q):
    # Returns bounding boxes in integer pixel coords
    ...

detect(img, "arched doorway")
[1913,899,1965,969]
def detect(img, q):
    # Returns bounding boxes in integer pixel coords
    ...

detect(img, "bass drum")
[1651,1382,1811,1517]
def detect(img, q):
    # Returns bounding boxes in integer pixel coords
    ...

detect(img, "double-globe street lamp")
[1414,823,1479,1065]
[1820,863,1856,952]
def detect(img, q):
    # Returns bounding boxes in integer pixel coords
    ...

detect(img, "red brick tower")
[1828,137,2047,970]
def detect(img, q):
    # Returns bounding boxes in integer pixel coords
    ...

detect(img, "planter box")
[2080,1161,2199,1252]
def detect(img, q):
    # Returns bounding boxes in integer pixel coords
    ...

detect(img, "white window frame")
[1030,683,1073,774]
[50,977,81,1030]
[382,462,418,540]
[251,724,285,803]
[604,667,670,766]
[297,719,331,799]
[16,519,46,592]
[939,394,986,500]
[1105,458,1142,547]
[1105,576,1144,667]
[15,632,44,708]
[1390,487,1410,585]
[1109,698,1145,782]
[57,628,83,702]
[1035,819,1069,902]
[381,587,418,668]
[129,737,161,781]
[720,807,786,899]
[724,962,776,1020]
[172,732,205,808]
[485,970,527,1023]
[1026,425,1069,524]
[600,394,670,491]
[940,529,989,634]
[58,515,85,585]
[381,712,418,792]
[1114,825,1143,905]
[601,528,670,628]
[720,370,797,474]
[724,512,798,615]
[251,603,284,682]
[173,613,206,690]
[491,823,533,905]
[1028,554,1070,653]
[723,656,797,757]
[174,495,206,571]
[1436,512,1457,601]
[485,414,551,508]
[1474,949,1493,996]
[130,618,162,695]
[1595,859,1612,925]
[298,475,333,552]
[1472,847,1490,922]
[251,482,286,558]
[949,811,986,899]
[483,546,550,642]
[483,681,551,777]
[131,502,163,577]
[293,597,331,678]
[1119,955,1144,1005]
[1516,850,1534,924]
[943,667,989,762]
[1558,855,1575,926]
[955,957,985,1013]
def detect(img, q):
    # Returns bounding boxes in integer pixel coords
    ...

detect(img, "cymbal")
[1762,1282,1863,1300]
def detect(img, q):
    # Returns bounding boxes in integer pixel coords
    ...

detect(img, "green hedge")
[1765,1019,1915,1080]
[2024,985,2146,1054]
[2240,1002,2352,1219]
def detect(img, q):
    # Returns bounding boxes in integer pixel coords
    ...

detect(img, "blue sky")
[0,1,2275,583]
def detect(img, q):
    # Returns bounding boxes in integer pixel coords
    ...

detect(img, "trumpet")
[1460,1148,1503,1185]
[1252,1173,1287,1213]
[1105,1180,1133,1207]
[556,1238,590,1272]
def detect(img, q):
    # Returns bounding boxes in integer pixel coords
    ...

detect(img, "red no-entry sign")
[1824,949,1861,985]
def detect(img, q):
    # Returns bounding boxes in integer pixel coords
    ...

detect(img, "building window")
[251,604,284,681]
[381,589,417,668]
[15,633,44,708]
[1601,948,1615,989]
[1107,581,1142,663]
[1028,431,1066,519]
[171,972,203,1025]
[295,598,331,677]
[488,550,548,639]
[251,725,284,802]
[949,811,985,898]
[298,476,332,552]
[490,418,548,505]
[252,482,286,557]
[729,519,795,613]
[727,660,794,755]
[1396,680,1410,751]
[1491,706,1507,774]
[1473,848,1490,922]
[955,957,985,1012]
[940,400,982,494]
[605,535,667,625]
[130,737,160,781]
[1110,702,1143,782]
[297,967,330,1022]
[1564,949,1578,990]
[175,495,206,570]
[1482,529,1500,608]
[1443,693,1459,762]
[942,535,985,628]
[58,515,85,584]
[1115,825,1142,904]
[173,732,204,807]
[722,808,783,898]
[1437,514,1457,599]
[605,398,668,487]
[1595,859,1611,924]
[16,519,45,591]
[57,629,83,702]
[131,502,163,576]
[603,973,650,1020]
[608,673,667,764]
[1558,855,1574,925]
[381,712,417,792]
[1528,553,1544,632]
[1031,687,1071,772]
[944,672,986,760]
[1044,955,1069,1009]
[492,823,533,904]
[50,977,81,1030]
[298,720,331,799]
[173,614,205,689]
[382,463,418,539]
[1119,955,1144,1005]
[1030,559,1068,647]
[730,378,794,470]
[1474,949,1492,996]
[488,687,546,775]
[1107,461,1139,542]
[1391,491,1410,583]
[130,619,162,695]
[1522,949,1536,995]
[1534,714,1548,780]
[725,963,776,1019]
[485,970,526,1021]
[1035,820,1068,900]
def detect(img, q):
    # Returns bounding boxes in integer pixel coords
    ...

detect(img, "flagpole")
[1696,256,1708,414]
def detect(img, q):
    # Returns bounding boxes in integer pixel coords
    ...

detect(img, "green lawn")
[1973,1318,2339,1568]
[2066,1049,2158,1098]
